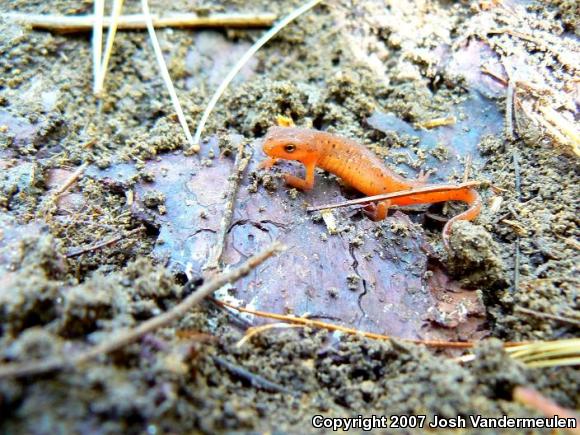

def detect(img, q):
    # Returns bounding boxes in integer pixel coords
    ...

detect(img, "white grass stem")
[192,0,323,147]
[92,0,105,94]
[141,0,195,149]
[95,0,124,96]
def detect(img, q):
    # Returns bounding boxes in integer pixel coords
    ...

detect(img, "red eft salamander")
[261,126,482,248]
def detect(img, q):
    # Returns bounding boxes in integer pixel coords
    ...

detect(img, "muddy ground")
[0,0,578,433]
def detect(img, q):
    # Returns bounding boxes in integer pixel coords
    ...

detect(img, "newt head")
[262,126,320,164]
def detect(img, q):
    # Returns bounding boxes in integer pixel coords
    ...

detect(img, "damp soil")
[0,0,578,433]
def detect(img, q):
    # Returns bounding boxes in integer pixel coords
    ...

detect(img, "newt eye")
[284,144,296,153]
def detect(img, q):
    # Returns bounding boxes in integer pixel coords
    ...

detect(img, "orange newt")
[261,126,482,248]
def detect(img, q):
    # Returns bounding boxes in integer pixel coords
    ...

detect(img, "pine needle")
[213,299,526,349]
[505,338,580,368]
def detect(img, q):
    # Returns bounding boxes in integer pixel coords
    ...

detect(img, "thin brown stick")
[65,226,145,258]
[463,154,473,183]
[4,12,277,32]
[505,79,516,141]
[481,66,508,86]
[212,355,296,396]
[512,150,522,293]
[306,181,482,213]
[204,142,252,273]
[0,242,284,379]
[512,151,522,202]
[514,307,580,327]
[488,28,579,71]
[213,299,526,349]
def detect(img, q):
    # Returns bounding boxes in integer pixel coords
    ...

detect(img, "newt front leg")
[283,161,316,191]
[258,157,279,169]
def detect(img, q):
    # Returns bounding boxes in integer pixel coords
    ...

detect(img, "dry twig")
[4,11,277,32]
[488,28,580,72]
[512,150,522,293]
[65,226,145,258]
[505,79,516,141]
[481,65,508,86]
[514,307,580,327]
[514,386,580,434]
[212,355,296,396]
[204,141,252,273]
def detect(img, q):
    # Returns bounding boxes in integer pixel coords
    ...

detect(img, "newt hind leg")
[416,169,430,184]
[363,200,391,221]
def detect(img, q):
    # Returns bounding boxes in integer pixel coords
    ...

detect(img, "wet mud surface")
[0,0,578,433]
